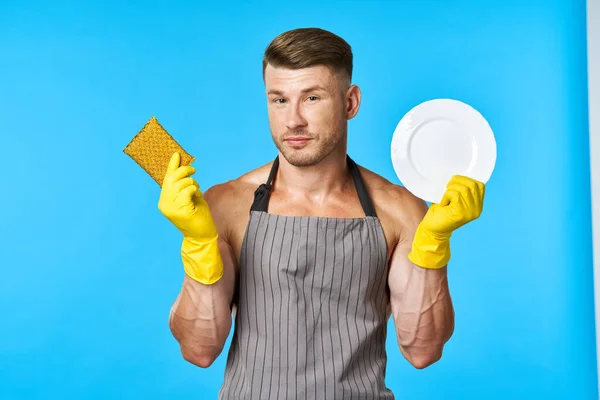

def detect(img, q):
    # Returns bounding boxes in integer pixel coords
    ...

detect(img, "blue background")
[0,0,597,398]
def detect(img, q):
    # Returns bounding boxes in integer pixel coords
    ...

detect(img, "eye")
[273,98,286,104]
[307,96,318,101]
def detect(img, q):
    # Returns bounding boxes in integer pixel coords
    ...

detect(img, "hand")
[420,175,485,238]
[157,152,218,241]
[408,175,486,269]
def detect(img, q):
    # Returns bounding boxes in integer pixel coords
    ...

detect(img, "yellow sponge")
[123,116,195,187]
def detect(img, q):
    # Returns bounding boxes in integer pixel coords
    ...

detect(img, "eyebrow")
[267,85,327,96]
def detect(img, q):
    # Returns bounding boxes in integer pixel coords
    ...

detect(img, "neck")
[275,145,352,201]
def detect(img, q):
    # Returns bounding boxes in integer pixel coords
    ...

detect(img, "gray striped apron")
[219,155,394,400]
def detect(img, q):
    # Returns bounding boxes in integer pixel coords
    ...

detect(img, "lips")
[284,137,311,146]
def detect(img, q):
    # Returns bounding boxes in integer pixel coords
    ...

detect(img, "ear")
[345,84,361,120]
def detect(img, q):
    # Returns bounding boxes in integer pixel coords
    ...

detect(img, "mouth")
[284,136,312,147]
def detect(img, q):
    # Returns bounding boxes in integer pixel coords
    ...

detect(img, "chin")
[281,146,337,167]
[282,152,320,167]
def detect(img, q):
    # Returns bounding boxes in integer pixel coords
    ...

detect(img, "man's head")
[263,28,361,167]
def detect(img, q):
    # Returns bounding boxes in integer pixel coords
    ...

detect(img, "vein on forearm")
[170,277,231,351]
[394,265,452,349]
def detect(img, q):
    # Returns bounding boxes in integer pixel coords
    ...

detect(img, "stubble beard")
[272,127,346,167]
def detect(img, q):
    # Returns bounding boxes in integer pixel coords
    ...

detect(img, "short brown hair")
[262,27,353,83]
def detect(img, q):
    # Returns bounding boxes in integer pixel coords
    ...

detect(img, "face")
[264,63,360,167]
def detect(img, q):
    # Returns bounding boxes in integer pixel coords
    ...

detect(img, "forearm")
[394,264,454,368]
[169,274,233,368]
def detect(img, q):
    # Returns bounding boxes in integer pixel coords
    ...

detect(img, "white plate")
[390,98,497,204]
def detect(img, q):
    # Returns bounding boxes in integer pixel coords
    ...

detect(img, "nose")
[285,102,308,130]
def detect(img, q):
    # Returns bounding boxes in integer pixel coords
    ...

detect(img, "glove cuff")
[408,225,451,269]
[181,235,224,285]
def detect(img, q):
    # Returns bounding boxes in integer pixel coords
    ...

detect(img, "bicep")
[387,239,413,315]
[203,184,239,312]
[217,235,238,313]
[386,195,428,318]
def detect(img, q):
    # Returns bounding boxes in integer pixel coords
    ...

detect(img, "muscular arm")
[168,185,238,368]
[387,197,455,369]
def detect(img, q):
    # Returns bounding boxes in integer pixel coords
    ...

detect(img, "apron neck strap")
[251,155,377,218]
[347,156,377,218]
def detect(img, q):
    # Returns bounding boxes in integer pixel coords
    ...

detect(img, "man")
[159,28,485,399]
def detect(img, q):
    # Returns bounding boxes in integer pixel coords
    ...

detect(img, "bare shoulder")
[202,161,274,209]
[356,164,429,241]
[201,159,274,236]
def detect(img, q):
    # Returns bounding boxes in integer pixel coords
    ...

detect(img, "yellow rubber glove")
[158,152,224,284]
[408,175,485,269]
